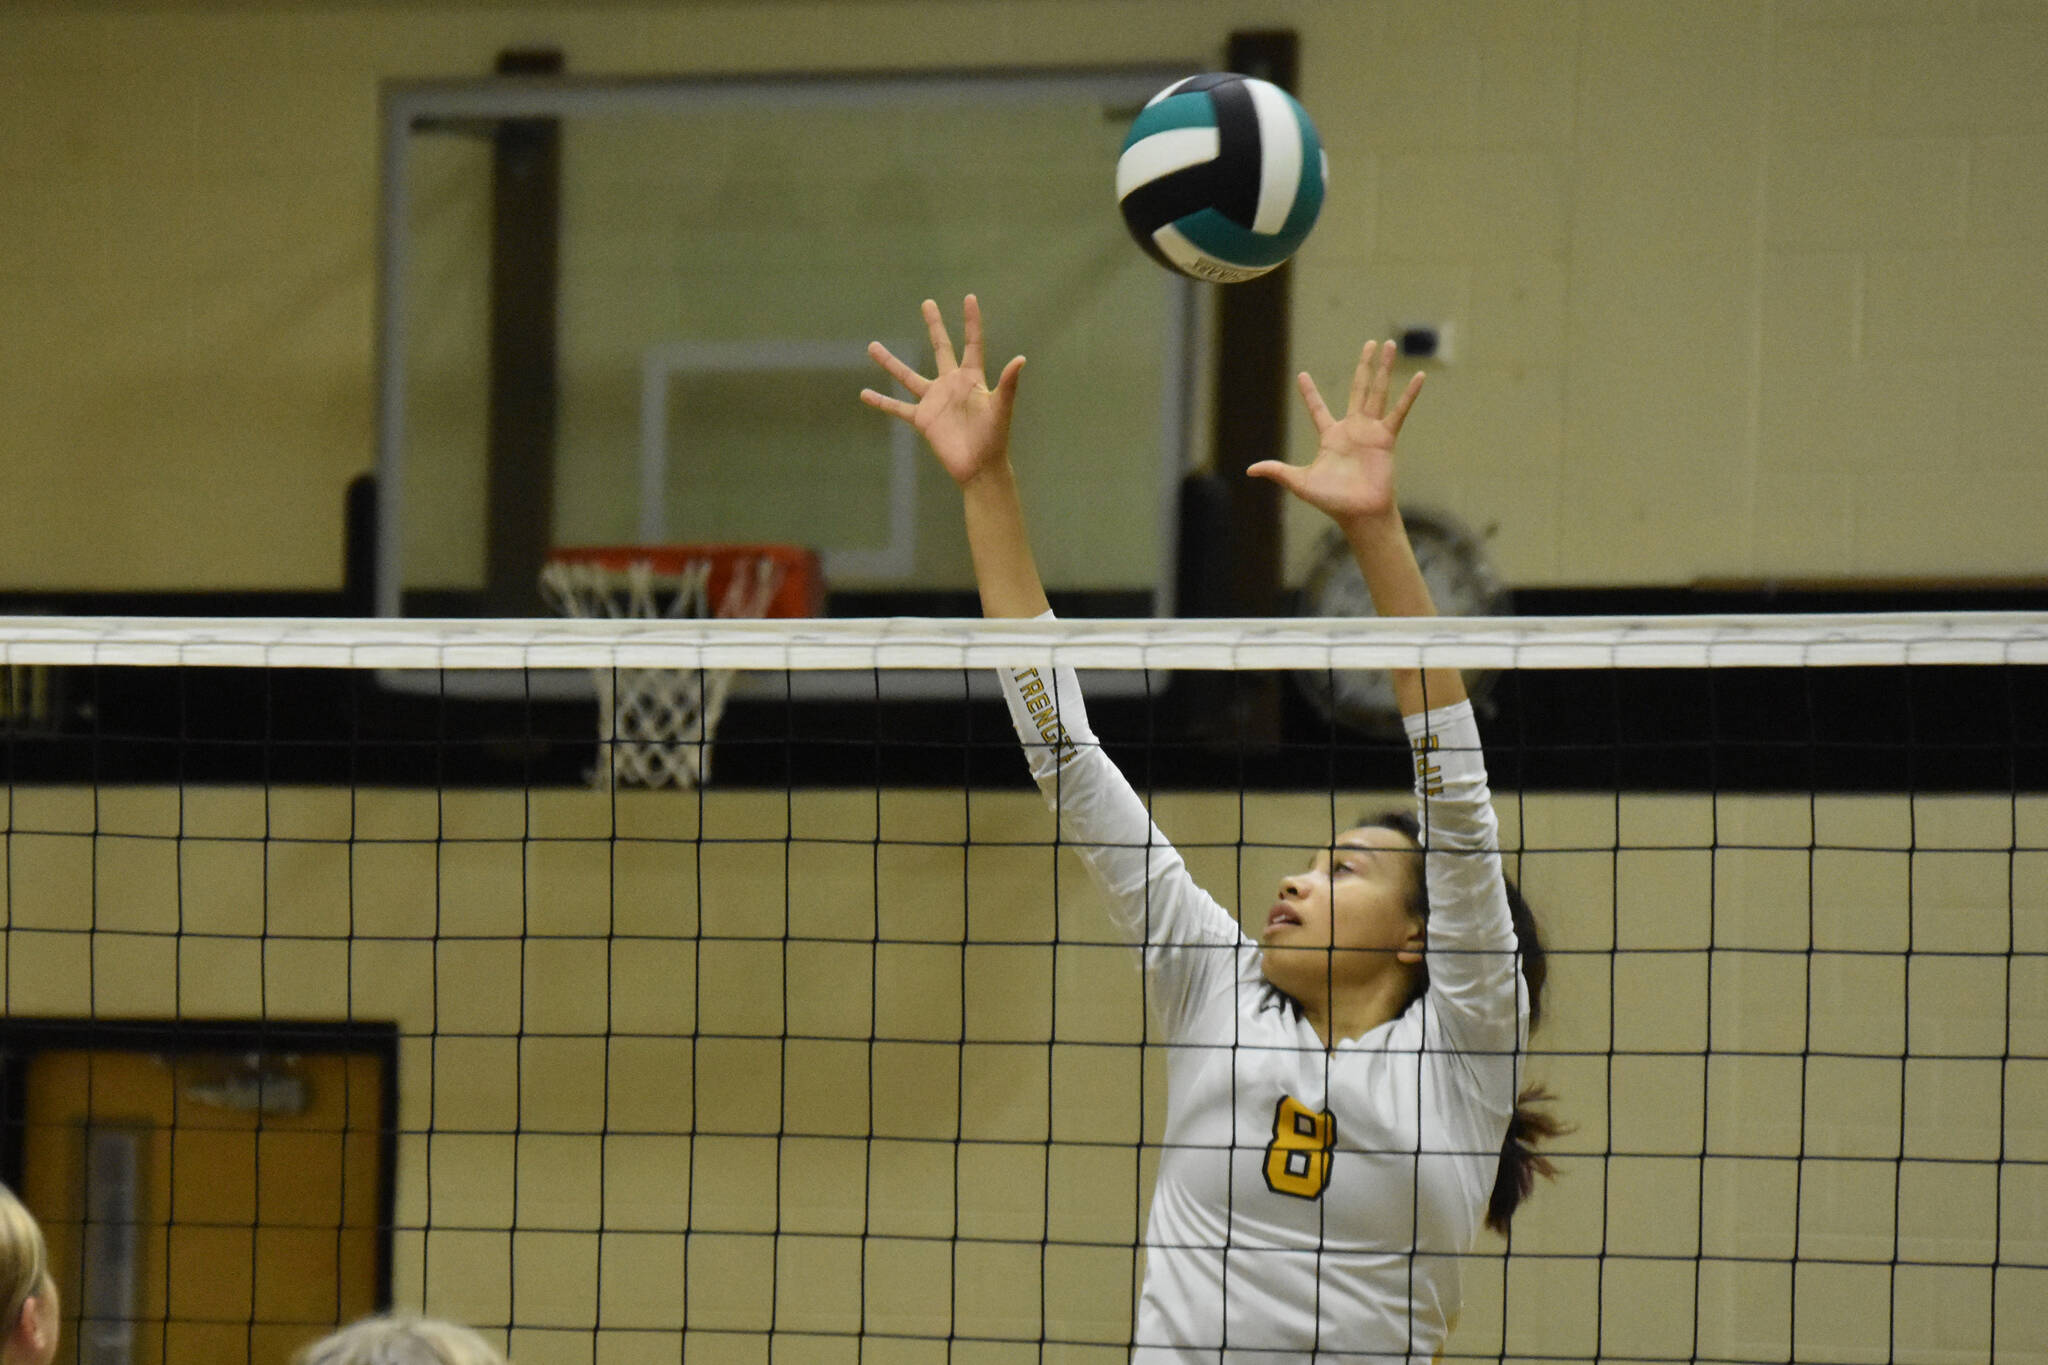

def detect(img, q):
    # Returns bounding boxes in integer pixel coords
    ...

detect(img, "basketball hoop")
[540,544,822,789]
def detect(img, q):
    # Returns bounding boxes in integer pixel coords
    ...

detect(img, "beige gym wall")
[4,781,2044,1362]
[2,0,2044,592]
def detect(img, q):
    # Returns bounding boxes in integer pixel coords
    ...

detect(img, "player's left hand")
[1248,340,1424,529]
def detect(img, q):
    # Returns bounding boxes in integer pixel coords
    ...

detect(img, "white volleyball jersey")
[1001,661,1527,1365]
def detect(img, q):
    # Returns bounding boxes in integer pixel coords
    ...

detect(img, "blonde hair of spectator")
[293,1314,506,1365]
[0,1182,56,1365]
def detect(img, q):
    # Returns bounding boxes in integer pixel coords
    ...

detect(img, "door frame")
[0,1017,402,1313]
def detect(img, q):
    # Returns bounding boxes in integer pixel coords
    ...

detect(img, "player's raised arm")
[1247,341,1462,718]
[862,295,1247,990]
[861,295,1044,621]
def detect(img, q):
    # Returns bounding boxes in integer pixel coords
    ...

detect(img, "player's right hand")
[861,295,1026,490]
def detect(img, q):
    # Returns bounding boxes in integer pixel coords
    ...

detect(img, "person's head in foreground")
[0,1183,58,1365]
[293,1314,506,1365]
[1257,810,1561,1231]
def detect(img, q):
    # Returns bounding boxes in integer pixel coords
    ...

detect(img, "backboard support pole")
[485,48,564,617]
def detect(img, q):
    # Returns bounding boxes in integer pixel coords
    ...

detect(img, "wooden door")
[18,1046,386,1365]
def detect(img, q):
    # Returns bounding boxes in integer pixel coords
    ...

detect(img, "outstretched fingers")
[866,341,930,398]
[960,294,986,375]
[1362,339,1395,416]
[1346,342,1376,418]
[1296,371,1336,434]
[1245,459,1305,494]
[921,298,958,373]
[1384,370,1426,436]
[858,387,917,422]
[993,353,1026,406]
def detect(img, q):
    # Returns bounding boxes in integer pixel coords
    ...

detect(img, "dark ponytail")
[1361,811,1567,1235]
[1485,1084,1567,1235]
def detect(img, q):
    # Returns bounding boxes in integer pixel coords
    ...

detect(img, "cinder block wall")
[2,0,2043,592]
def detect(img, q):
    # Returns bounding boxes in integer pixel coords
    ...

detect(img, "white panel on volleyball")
[1243,77,1304,235]
[372,68,1206,703]
[1114,127,1221,199]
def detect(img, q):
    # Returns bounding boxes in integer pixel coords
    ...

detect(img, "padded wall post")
[1177,29,1298,743]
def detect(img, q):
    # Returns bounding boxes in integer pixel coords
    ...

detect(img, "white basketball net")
[538,554,788,789]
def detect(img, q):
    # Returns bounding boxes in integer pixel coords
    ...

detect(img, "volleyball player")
[863,297,1559,1364]
[0,1184,57,1365]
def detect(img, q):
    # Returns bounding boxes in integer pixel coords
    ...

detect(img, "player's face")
[1258,824,1425,996]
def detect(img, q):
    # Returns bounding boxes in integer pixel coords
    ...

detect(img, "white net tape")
[536,554,790,788]
[6,612,2048,672]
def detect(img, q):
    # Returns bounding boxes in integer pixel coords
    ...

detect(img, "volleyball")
[1116,73,1327,284]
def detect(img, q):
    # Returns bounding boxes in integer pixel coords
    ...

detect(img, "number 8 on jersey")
[1263,1095,1337,1199]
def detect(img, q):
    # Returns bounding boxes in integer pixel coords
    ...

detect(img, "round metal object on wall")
[1293,509,1507,734]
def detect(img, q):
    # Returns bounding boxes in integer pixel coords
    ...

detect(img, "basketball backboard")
[374,68,1207,698]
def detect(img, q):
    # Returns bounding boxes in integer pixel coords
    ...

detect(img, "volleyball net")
[2,613,2045,1365]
